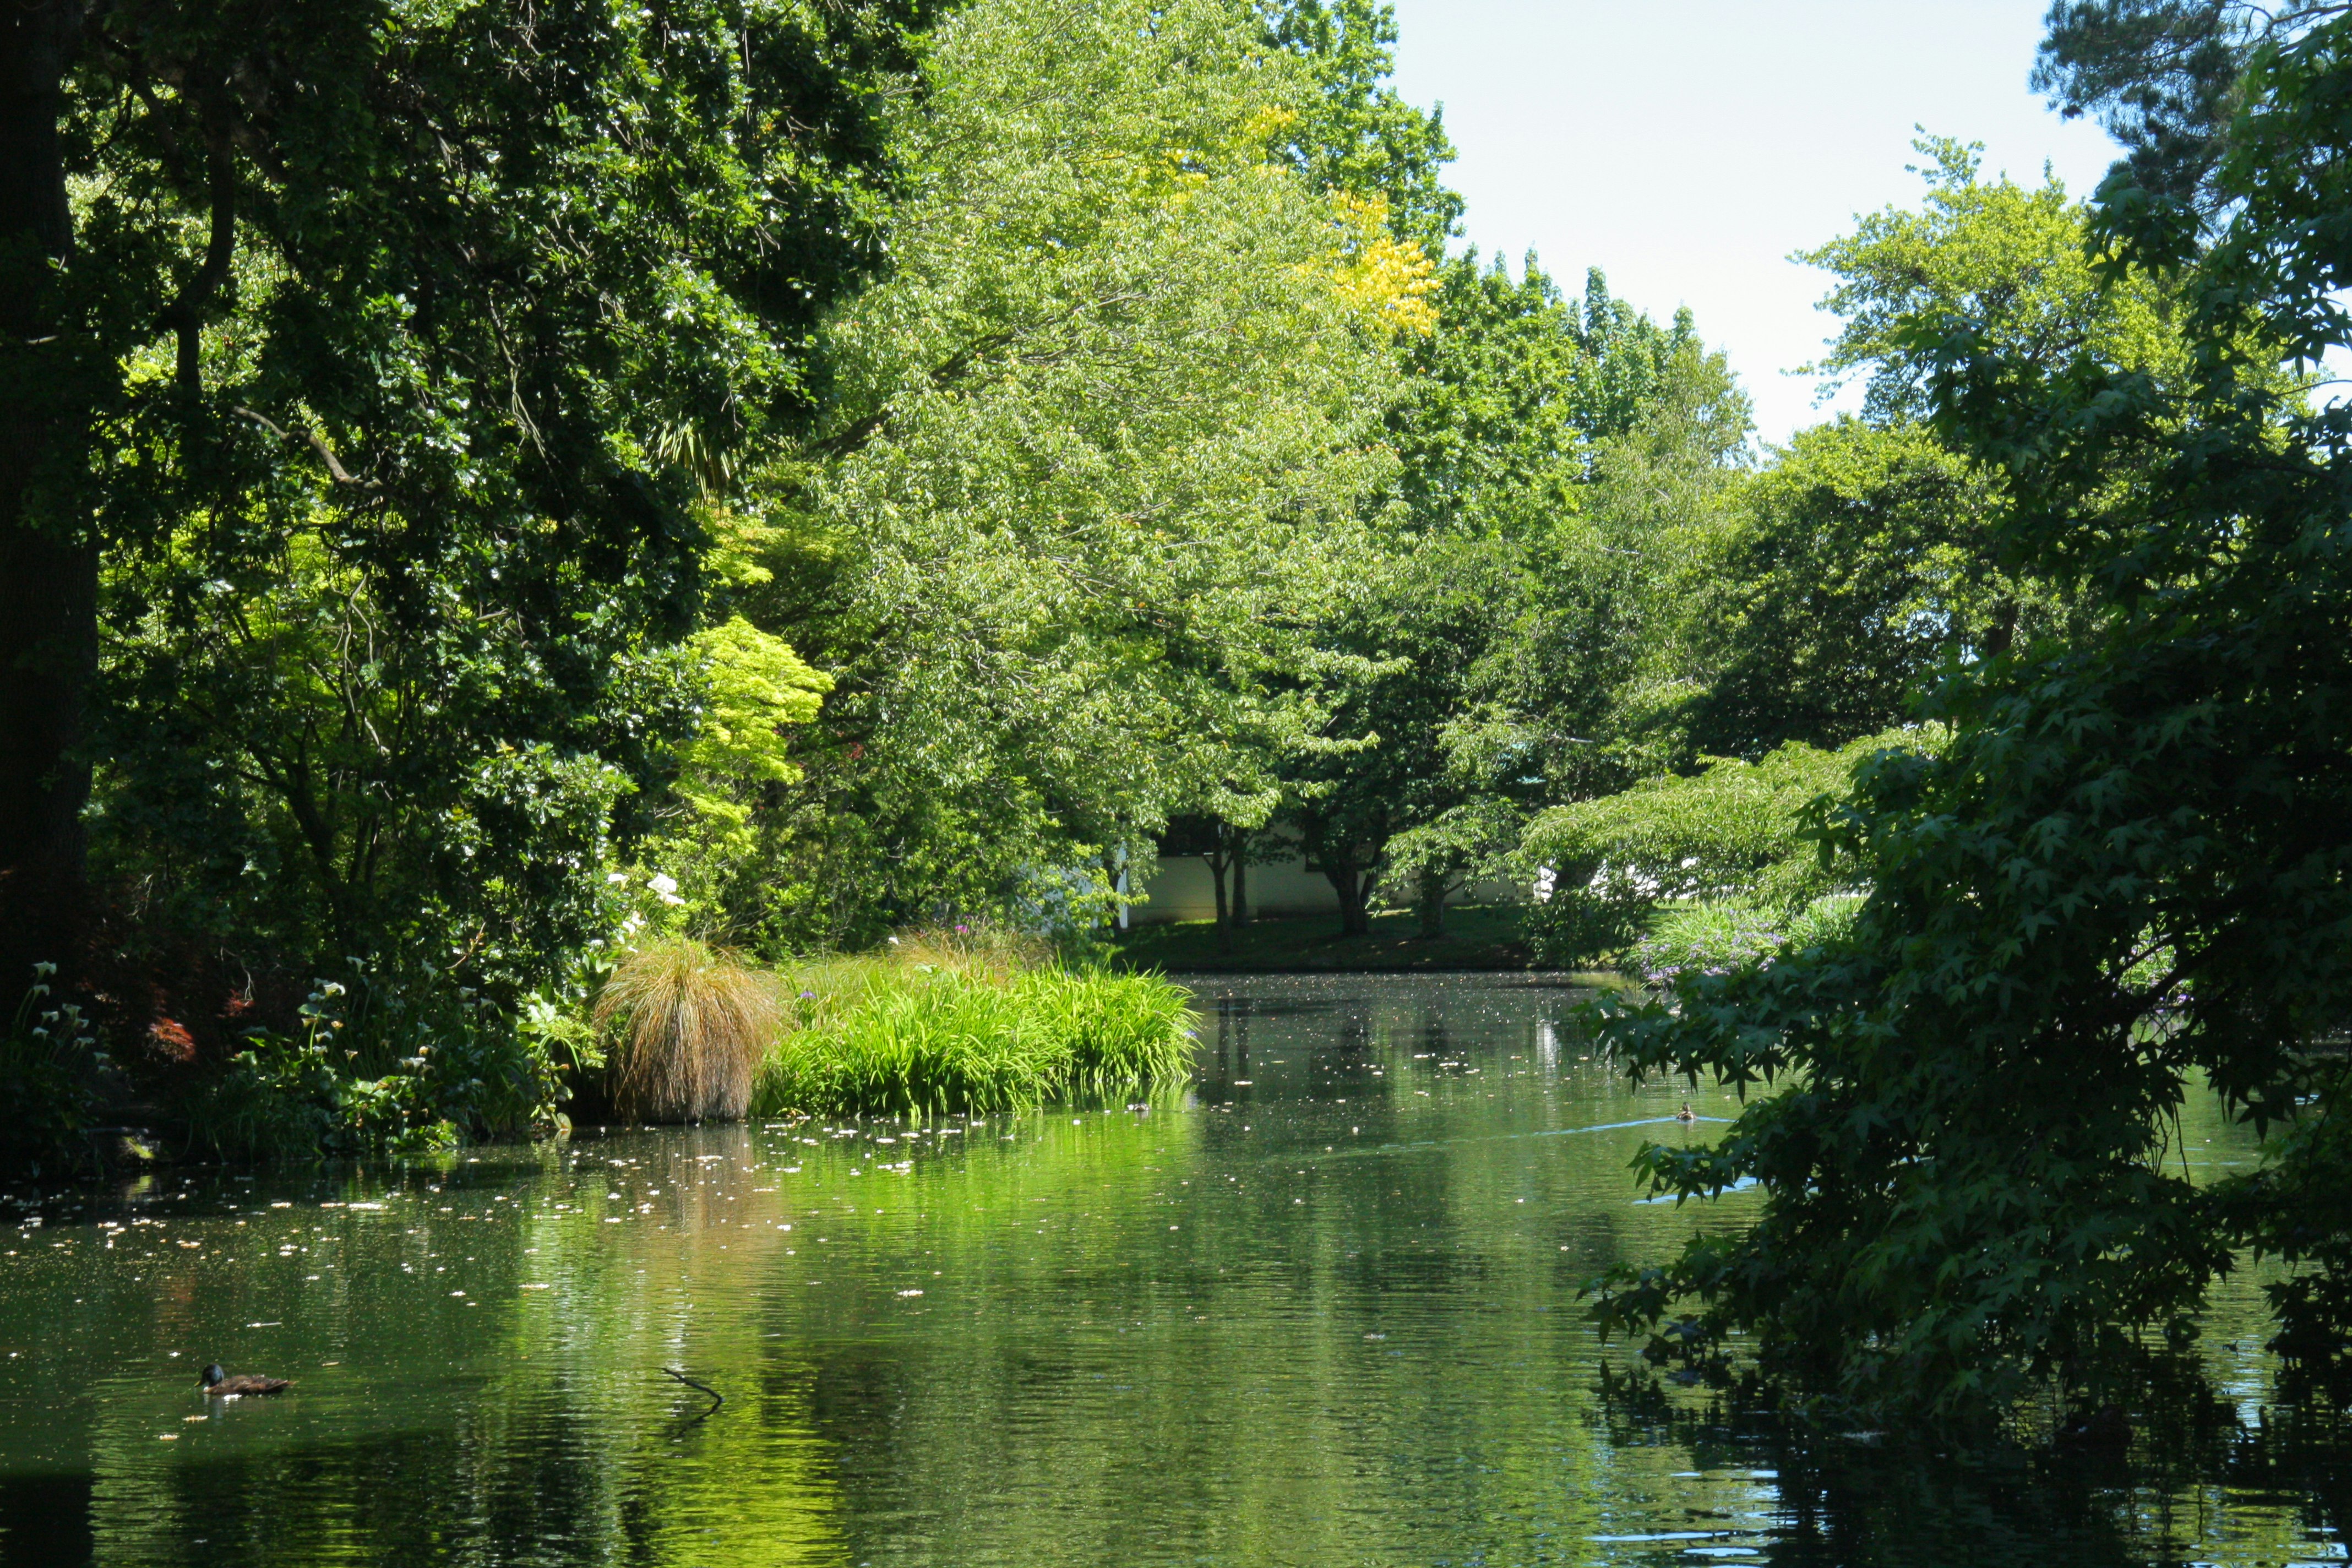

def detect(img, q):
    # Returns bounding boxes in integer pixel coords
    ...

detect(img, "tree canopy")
[1583,7,2352,1416]
[4,1,932,1137]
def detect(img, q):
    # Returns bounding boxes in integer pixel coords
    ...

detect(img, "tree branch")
[166,137,236,391]
[232,405,373,487]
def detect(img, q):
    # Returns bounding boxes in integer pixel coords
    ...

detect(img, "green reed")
[751,943,1194,1117]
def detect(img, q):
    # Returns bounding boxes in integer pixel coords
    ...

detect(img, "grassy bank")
[1107,905,1538,972]
[749,929,1195,1117]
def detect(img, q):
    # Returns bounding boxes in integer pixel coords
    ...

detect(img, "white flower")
[648,872,679,896]
[607,872,629,884]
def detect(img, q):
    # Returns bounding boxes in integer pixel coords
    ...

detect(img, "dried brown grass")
[595,937,779,1123]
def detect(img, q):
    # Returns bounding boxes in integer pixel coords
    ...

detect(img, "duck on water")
[200,1364,290,1397]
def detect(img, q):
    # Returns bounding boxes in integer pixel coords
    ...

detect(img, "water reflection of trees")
[1,1129,852,1567]
[6,985,2343,1566]
[1592,1360,2352,1567]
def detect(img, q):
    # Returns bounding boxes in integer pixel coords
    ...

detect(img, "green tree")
[1683,420,2016,756]
[724,0,1414,947]
[1662,143,2184,762]
[2,1,923,1104]
[1285,259,1750,936]
[1517,729,1928,965]
[1256,0,1462,251]
[1143,0,1457,932]
[2035,0,2269,209]
[1661,145,2192,765]
[1585,8,2352,1415]
[1288,533,1517,936]
[1799,135,2187,424]
[1473,291,1753,804]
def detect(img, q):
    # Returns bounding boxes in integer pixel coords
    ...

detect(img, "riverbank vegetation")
[597,939,780,1125]
[756,933,1194,1117]
[575,926,1195,1122]
[9,0,2352,1421]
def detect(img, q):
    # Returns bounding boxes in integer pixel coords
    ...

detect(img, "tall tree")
[1674,145,2192,778]
[5,1,928,1028]
[2035,0,2267,209]
[723,0,1420,946]
[1256,0,1462,251]
[1288,258,1750,937]
[1684,422,2016,756]
[1289,533,1515,936]
[1133,0,1459,928]
[1586,6,2352,1414]
[0,1,99,998]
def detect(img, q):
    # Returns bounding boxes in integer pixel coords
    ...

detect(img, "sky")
[1386,0,2127,446]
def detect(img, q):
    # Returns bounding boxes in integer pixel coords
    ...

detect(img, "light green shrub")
[1625,895,1863,991]
[1517,727,1937,964]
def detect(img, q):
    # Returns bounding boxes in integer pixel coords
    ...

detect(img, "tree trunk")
[1207,842,1231,952]
[1983,595,2019,660]
[1324,864,1371,937]
[0,3,94,999]
[1229,829,1249,927]
[1416,869,1447,939]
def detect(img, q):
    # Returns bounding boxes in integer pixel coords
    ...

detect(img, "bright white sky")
[1386,0,2127,446]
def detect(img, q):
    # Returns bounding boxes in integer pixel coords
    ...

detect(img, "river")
[0,973,2342,1566]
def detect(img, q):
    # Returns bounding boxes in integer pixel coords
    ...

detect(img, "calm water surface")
[0,974,2344,1566]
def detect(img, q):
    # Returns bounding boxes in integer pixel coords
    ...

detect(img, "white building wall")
[1130,854,1525,924]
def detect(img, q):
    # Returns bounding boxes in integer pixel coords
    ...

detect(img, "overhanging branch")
[232,406,374,487]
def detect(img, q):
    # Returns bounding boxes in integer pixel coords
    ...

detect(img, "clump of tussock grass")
[751,928,1193,1117]
[596,937,780,1123]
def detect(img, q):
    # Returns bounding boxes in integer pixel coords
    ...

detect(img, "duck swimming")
[200,1363,290,1397]
[1675,1102,1698,1123]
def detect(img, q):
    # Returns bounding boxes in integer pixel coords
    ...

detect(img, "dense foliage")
[1,0,934,1154]
[756,964,1195,1117]
[720,0,1420,948]
[1282,257,1752,936]
[752,923,1193,1115]
[1584,2,2352,1418]
[17,0,1667,1156]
